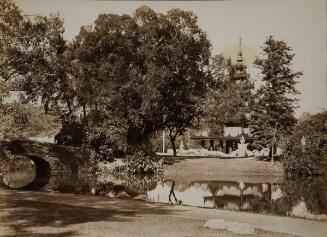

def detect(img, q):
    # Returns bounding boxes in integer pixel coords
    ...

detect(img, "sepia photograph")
[0,0,326,236]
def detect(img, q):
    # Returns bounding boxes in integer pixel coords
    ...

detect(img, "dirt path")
[1,187,326,237]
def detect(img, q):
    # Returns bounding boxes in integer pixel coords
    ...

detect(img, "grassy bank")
[163,157,284,183]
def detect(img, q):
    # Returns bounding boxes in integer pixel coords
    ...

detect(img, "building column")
[162,131,165,153]
[223,140,227,153]
[201,140,206,148]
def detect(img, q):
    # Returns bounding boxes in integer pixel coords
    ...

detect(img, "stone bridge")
[0,139,89,177]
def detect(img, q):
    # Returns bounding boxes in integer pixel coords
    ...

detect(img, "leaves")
[282,111,327,176]
[69,6,211,155]
[202,54,254,136]
[250,36,302,149]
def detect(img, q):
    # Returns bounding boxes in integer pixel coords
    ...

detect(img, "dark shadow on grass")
[162,156,186,165]
[0,188,185,236]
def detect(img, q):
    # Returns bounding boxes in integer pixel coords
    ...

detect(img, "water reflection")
[1,161,327,221]
[33,172,160,200]
[2,156,36,189]
[147,178,327,220]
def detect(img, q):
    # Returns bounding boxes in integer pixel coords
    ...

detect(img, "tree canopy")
[282,110,327,176]
[69,6,211,156]
[203,54,254,136]
[1,1,310,164]
[250,36,302,149]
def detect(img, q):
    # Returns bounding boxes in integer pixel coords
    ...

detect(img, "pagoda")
[233,38,249,81]
[191,38,256,155]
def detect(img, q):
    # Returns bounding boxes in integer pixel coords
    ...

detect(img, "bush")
[86,131,125,161]
[125,151,162,174]
[282,111,327,176]
[54,117,86,147]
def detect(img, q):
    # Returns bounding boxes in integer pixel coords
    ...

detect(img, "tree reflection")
[279,177,327,216]
[168,181,182,205]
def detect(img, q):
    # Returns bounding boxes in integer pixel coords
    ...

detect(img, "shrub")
[86,131,125,161]
[282,111,327,176]
[125,151,162,174]
[54,117,86,147]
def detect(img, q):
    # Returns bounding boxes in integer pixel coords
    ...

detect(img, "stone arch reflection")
[2,155,36,189]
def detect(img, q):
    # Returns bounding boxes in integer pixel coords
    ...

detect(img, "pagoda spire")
[237,37,244,63]
[234,37,248,80]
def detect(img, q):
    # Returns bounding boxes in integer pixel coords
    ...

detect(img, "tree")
[0,0,23,78]
[282,110,327,176]
[203,54,254,136]
[71,6,211,156]
[250,36,302,151]
[0,1,73,115]
[146,8,211,156]
[70,12,145,154]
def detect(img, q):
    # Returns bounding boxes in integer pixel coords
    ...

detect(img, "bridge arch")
[1,139,88,189]
[24,155,51,190]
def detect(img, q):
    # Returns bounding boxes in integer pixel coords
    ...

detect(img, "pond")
[1,158,327,221]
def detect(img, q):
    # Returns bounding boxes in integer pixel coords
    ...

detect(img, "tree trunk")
[66,99,72,116]
[44,100,49,114]
[94,101,98,111]
[82,104,87,118]
[170,137,177,157]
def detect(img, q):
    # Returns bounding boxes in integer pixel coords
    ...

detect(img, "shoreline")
[1,187,326,237]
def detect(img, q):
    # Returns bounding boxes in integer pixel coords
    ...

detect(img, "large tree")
[0,0,61,138]
[0,0,73,115]
[0,0,23,78]
[250,36,302,150]
[71,6,211,156]
[144,8,211,156]
[70,12,148,153]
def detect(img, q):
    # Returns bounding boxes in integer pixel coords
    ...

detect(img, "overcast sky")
[16,0,327,117]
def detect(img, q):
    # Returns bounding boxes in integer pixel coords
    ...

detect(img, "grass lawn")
[163,157,284,183]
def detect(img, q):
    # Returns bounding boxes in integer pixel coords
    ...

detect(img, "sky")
[15,0,327,117]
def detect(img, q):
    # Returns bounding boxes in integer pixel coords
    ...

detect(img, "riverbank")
[163,157,284,183]
[1,187,326,237]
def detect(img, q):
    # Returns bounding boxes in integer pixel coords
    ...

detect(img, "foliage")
[1,2,211,158]
[54,117,86,147]
[0,79,59,139]
[203,54,254,135]
[0,0,23,78]
[125,151,162,174]
[85,110,129,159]
[250,36,302,149]
[282,111,327,176]
[69,6,211,156]
[148,8,211,156]
[0,104,59,139]
[0,1,74,114]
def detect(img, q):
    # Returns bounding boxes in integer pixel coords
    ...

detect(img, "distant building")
[191,38,256,154]
[191,119,256,154]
